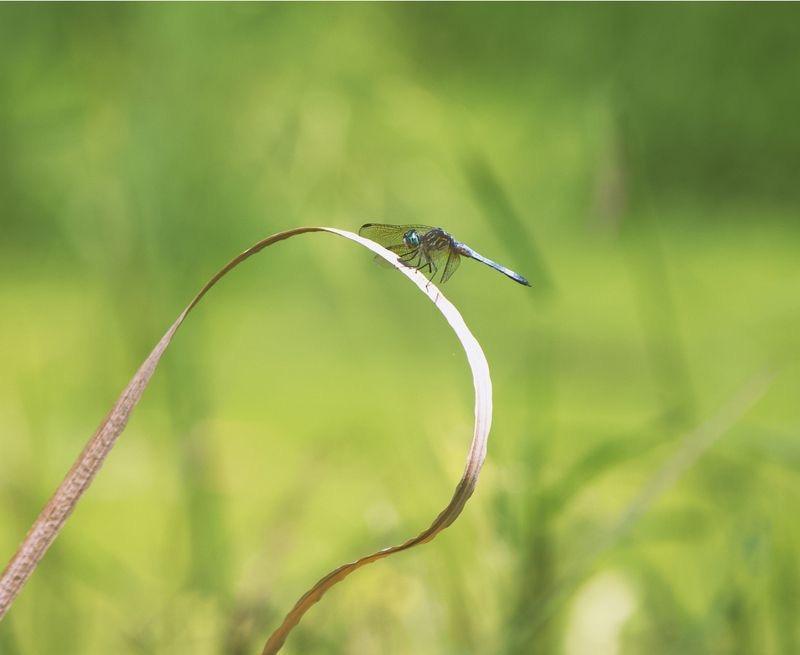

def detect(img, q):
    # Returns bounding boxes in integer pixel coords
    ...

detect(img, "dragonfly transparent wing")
[414,243,454,281]
[358,223,435,248]
[440,249,461,283]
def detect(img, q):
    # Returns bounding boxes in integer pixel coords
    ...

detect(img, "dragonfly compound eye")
[404,230,421,248]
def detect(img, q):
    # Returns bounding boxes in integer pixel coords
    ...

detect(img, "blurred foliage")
[1,4,799,655]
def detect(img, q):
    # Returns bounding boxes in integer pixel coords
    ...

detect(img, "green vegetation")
[1,5,798,654]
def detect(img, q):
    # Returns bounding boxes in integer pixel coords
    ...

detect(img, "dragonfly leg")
[411,253,426,270]
[414,251,430,273]
[423,261,435,291]
[398,249,419,265]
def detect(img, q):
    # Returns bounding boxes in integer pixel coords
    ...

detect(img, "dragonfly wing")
[358,223,435,248]
[440,249,461,283]
[415,244,453,281]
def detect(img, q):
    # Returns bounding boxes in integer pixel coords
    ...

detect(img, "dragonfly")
[359,223,531,286]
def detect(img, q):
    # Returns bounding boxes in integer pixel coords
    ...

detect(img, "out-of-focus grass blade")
[0,227,494,655]
[506,372,773,650]
[463,153,554,295]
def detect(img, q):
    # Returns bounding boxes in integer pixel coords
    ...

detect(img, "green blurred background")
[1,4,799,654]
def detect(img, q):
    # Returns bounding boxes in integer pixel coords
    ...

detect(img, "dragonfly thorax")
[403,229,421,248]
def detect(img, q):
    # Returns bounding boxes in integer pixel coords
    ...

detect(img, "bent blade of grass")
[0,227,493,655]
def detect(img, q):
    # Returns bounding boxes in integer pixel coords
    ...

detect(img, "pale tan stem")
[0,227,493,655]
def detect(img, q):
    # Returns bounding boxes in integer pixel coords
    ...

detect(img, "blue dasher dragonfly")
[359,223,531,286]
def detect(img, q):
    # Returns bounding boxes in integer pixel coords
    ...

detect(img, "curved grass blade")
[0,227,493,655]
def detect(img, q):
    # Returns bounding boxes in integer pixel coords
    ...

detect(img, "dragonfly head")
[403,229,421,248]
